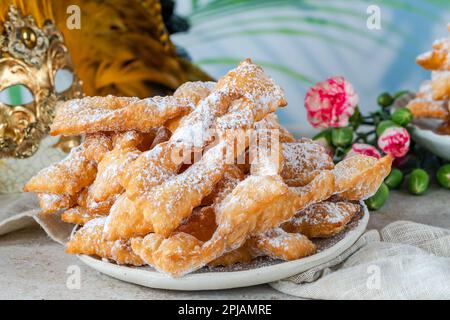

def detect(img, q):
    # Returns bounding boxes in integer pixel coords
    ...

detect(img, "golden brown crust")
[407,81,449,120]
[249,229,316,260]
[332,154,393,200]
[24,134,112,195]
[37,193,76,215]
[281,139,334,187]
[61,207,103,225]
[417,50,450,71]
[88,132,143,202]
[176,207,217,242]
[66,218,144,266]
[407,99,449,119]
[51,96,192,136]
[208,243,253,267]
[200,165,245,207]
[431,71,450,101]
[282,201,360,238]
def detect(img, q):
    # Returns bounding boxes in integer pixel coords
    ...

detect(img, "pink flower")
[378,127,410,158]
[346,143,381,159]
[304,76,358,129]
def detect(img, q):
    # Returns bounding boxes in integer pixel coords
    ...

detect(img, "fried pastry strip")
[282,201,360,238]
[406,81,450,119]
[166,81,216,132]
[407,99,449,119]
[150,126,172,149]
[66,217,144,266]
[176,207,217,242]
[61,207,103,225]
[173,81,216,103]
[37,193,76,215]
[248,228,316,260]
[333,154,393,200]
[88,131,143,202]
[255,114,295,143]
[431,70,450,100]
[24,133,112,195]
[432,37,450,51]
[281,138,334,187]
[76,188,117,216]
[200,165,245,206]
[177,165,245,241]
[417,49,450,71]
[208,242,254,267]
[51,96,192,136]
[210,229,316,267]
[135,141,231,237]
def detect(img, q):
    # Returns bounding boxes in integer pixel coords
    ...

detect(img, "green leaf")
[189,27,361,52]
[189,0,362,22]
[188,0,412,45]
[191,15,393,47]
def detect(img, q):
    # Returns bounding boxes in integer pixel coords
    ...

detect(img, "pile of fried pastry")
[407,24,450,135]
[25,60,392,277]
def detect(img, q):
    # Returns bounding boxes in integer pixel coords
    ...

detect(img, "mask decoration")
[0,0,211,193]
[0,6,82,158]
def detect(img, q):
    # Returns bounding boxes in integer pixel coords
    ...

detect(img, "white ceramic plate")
[411,119,450,161]
[76,204,369,291]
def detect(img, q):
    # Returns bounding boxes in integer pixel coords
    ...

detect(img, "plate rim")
[77,202,370,291]
[410,123,450,161]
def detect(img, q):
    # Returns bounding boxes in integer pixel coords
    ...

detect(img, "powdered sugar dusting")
[293,201,360,225]
[281,138,334,186]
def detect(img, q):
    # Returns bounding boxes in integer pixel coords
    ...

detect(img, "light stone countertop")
[0,187,448,300]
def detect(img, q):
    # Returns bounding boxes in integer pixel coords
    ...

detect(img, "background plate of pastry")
[411,119,450,161]
[75,202,369,291]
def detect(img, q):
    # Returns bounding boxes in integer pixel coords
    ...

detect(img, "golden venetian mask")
[0,6,82,158]
[0,0,211,160]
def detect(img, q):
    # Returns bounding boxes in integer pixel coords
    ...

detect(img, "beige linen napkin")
[270,221,450,299]
[0,193,71,244]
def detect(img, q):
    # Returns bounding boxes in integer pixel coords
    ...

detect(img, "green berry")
[384,169,404,189]
[365,183,389,211]
[376,120,399,136]
[377,92,394,108]
[408,169,430,195]
[313,129,332,146]
[436,164,450,189]
[331,127,354,148]
[391,108,413,127]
